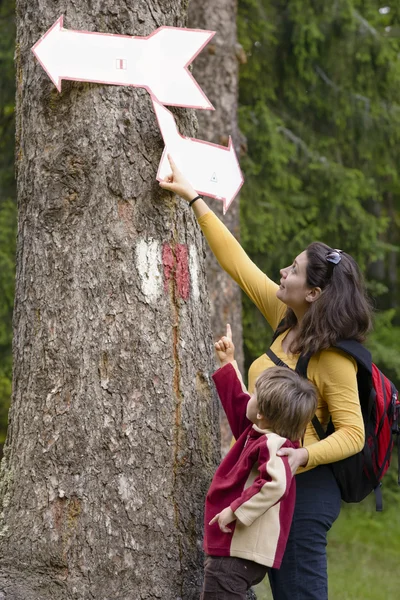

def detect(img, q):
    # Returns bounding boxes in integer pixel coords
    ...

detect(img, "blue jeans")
[268,465,341,600]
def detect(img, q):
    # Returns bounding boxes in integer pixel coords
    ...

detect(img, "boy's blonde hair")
[255,367,317,441]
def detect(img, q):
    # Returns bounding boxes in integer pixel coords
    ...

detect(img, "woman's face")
[276,251,312,311]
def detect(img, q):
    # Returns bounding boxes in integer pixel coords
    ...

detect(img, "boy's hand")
[214,324,235,366]
[209,506,237,533]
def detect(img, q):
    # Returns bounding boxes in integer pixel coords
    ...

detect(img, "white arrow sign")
[32,16,215,110]
[153,99,244,213]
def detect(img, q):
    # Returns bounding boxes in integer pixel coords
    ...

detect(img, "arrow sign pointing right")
[153,99,244,213]
[32,16,215,110]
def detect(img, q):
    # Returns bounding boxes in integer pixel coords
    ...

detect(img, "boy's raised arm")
[212,366,252,440]
[213,325,252,439]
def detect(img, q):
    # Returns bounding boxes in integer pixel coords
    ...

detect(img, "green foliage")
[0,199,16,347]
[238,1,400,389]
[0,0,16,202]
[0,372,11,445]
[368,309,400,381]
[326,499,400,600]
[0,0,16,444]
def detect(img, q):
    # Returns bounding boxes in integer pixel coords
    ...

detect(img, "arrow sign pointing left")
[153,99,244,213]
[32,16,215,110]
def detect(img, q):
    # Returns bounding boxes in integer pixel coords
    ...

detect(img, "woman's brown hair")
[281,242,373,355]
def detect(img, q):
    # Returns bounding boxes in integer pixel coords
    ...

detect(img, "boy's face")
[246,390,259,423]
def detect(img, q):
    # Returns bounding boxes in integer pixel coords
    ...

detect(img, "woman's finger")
[226,323,232,341]
[167,154,178,173]
[277,448,290,456]
[159,181,174,191]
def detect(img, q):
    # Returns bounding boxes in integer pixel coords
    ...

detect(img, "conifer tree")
[237,0,400,377]
[0,2,220,597]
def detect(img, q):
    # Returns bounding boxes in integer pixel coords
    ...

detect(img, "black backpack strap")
[374,485,383,512]
[295,353,327,440]
[266,348,290,369]
[334,340,372,375]
[266,348,313,376]
[270,318,288,345]
[269,320,312,376]
[361,387,381,496]
[398,438,400,486]
[295,353,312,378]
[312,415,327,440]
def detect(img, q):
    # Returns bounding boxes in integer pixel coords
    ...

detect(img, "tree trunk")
[188,0,244,454]
[0,3,220,599]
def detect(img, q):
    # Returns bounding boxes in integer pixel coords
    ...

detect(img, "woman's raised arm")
[159,156,286,330]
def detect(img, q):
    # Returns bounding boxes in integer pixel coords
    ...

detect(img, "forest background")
[0,1,399,599]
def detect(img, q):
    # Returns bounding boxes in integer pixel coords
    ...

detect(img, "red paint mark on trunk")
[175,244,190,300]
[162,243,190,300]
[162,243,175,293]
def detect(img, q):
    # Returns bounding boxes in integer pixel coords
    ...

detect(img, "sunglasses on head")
[326,249,342,266]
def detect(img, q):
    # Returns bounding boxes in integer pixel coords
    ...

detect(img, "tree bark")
[188,0,244,454]
[0,2,220,599]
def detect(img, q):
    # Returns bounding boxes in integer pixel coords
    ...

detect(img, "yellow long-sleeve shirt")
[198,211,365,472]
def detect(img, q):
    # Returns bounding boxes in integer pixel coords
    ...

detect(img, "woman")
[160,156,371,600]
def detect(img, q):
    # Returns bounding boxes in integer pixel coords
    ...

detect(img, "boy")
[202,325,317,599]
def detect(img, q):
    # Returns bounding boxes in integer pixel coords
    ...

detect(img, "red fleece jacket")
[204,363,298,568]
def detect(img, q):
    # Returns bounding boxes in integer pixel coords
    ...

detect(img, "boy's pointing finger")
[209,514,219,525]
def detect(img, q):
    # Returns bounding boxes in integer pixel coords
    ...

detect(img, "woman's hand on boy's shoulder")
[277,447,309,475]
[214,324,235,366]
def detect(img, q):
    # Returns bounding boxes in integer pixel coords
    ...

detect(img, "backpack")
[267,324,400,511]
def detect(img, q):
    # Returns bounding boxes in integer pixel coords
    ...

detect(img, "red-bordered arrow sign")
[153,99,244,213]
[32,16,215,110]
